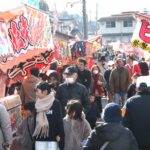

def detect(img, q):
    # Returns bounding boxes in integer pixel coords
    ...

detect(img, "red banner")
[0,5,55,78]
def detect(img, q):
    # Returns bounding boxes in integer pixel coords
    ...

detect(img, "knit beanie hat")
[102,103,122,123]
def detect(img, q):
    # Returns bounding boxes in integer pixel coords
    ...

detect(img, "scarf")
[33,92,55,139]
[93,74,104,96]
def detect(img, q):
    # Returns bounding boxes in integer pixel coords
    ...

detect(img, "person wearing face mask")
[55,66,91,117]
[104,60,115,103]
[91,65,106,113]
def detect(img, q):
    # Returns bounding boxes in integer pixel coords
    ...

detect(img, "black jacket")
[35,100,65,150]
[56,82,90,116]
[123,91,150,150]
[127,83,136,98]
[83,123,138,150]
[77,68,92,90]
[86,102,100,129]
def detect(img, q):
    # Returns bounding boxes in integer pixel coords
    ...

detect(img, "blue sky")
[0,0,149,19]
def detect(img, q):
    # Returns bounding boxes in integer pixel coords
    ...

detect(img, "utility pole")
[96,2,98,35]
[82,0,88,39]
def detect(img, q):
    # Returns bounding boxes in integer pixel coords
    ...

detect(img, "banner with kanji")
[0,5,55,79]
[131,13,150,52]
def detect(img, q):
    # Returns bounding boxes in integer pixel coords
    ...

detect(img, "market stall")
[0,5,57,79]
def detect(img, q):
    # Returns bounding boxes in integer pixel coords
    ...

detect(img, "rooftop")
[98,11,147,22]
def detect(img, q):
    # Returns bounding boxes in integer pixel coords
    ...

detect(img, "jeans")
[35,141,59,150]
[113,92,127,106]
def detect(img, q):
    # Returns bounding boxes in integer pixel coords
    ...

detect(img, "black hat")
[64,66,78,75]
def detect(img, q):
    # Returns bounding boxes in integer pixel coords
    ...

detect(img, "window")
[123,20,133,27]
[106,21,116,28]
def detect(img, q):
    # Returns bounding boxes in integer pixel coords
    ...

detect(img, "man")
[123,76,150,150]
[56,66,90,117]
[20,67,40,106]
[104,60,114,103]
[125,55,141,77]
[109,58,131,106]
[76,58,92,90]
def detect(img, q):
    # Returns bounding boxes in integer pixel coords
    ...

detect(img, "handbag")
[100,141,109,150]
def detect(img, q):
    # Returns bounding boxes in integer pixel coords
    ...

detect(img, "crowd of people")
[0,52,150,150]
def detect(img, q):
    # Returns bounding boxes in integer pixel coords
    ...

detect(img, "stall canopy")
[0,5,56,79]
[131,13,150,52]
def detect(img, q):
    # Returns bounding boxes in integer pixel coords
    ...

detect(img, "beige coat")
[63,113,91,150]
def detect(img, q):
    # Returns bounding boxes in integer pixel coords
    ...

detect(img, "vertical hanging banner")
[131,13,150,52]
[0,5,55,79]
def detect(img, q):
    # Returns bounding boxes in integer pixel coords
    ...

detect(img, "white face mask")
[65,77,74,84]
[93,70,99,74]
[108,66,113,70]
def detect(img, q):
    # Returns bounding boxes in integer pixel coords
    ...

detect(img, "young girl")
[63,100,91,150]
[33,82,64,150]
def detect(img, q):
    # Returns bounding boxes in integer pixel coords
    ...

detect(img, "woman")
[0,104,12,150]
[33,82,64,150]
[91,64,105,113]
[63,100,91,150]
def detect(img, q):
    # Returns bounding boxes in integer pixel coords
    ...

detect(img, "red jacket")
[125,64,141,77]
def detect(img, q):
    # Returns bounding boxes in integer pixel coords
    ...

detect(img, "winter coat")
[86,102,100,129]
[77,68,92,90]
[123,91,150,150]
[83,123,139,150]
[15,115,34,150]
[109,67,131,94]
[125,64,141,77]
[35,100,65,150]
[91,73,106,97]
[56,82,91,117]
[0,104,12,150]
[20,75,40,105]
[63,113,91,150]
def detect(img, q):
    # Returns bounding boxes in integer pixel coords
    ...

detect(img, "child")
[63,100,91,150]
[86,93,100,129]
[15,102,35,150]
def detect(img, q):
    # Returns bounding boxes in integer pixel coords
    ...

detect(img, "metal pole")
[82,0,88,39]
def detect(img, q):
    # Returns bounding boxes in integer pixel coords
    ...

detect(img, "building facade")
[98,12,138,44]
